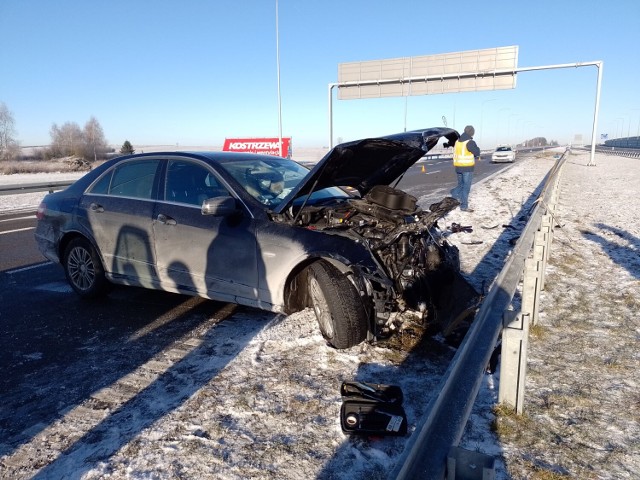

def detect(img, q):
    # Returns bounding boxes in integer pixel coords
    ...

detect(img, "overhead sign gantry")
[329,46,602,166]
[337,46,518,99]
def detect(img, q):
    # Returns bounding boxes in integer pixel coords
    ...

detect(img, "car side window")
[89,160,160,199]
[165,161,230,206]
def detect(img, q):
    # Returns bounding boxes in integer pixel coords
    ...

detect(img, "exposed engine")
[291,185,463,335]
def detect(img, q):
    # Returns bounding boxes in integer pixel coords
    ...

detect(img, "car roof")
[112,151,285,164]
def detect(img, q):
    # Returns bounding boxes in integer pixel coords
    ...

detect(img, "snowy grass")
[467,151,640,479]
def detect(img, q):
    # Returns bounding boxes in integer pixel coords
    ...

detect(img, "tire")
[307,261,368,349]
[63,237,110,299]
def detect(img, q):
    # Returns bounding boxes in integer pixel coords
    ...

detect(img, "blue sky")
[1,0,639,150]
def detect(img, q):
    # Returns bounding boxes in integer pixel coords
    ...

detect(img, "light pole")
[614,117,623,138]
[514,117,524,147]
[537,125,545,146]
[508,113,519,145]
[630,109,640,138]
[608,119,618,140]
[496,108,510,144]
[275,0,283,154]
[479,98,497,147]
[523,121,534,147]
[622,114,631,147]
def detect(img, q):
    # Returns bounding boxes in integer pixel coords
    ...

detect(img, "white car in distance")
[491,145,516,163]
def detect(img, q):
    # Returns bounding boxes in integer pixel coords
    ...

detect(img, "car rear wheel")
[63,237,110,299]
[307,261,368,349]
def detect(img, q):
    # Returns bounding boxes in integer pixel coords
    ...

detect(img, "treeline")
[0,101,135,164]
[522,137,558,147]
[0,102,19,161]
[47,117,111,162]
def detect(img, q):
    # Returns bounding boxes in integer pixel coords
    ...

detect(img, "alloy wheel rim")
[68,246,95,291]
[309,277,334,338]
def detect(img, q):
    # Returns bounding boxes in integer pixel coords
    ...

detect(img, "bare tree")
[83,116,107,162]
[50,121,83,157]
[0,102,19,161]
[49,124,63,158]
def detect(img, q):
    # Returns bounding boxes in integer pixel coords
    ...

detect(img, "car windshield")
[218,156,350,208]
[496,146,512,152]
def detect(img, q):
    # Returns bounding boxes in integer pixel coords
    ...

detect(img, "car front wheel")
[63,237,110,299]
[307,261,368,349]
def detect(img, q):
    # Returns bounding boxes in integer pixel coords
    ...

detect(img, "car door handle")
[90,203,104,213]
[157,214,177,226]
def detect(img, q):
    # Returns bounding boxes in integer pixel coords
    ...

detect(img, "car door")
[81,158,161,287]
[152,159,259,304]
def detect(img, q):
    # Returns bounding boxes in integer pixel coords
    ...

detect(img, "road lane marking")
[6,262,51,274]
[0,215,35,223]
[0,226,35,235]
[34,282,73,293]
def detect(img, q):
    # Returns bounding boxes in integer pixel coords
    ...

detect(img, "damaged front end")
[271,128,479,347]
[289,184,479,341]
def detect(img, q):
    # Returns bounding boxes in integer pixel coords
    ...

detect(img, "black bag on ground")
[339,381,407,436]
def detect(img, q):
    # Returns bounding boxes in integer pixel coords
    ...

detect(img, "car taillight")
[36,202,47,220]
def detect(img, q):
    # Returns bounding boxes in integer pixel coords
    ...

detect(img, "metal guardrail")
[390,149,568,480]
[421,153,452,160]
[594,146,640,158]
[0,181,73,196]
[418,147,532,159]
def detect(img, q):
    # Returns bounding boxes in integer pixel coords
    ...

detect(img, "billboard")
[338,46,519,99]
[223,137,292,158]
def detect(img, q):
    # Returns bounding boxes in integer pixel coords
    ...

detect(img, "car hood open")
[273,127,459,214]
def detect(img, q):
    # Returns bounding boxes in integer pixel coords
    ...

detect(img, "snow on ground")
[0,172,85,213]
[1,150,638,479]
[458,150,640,479]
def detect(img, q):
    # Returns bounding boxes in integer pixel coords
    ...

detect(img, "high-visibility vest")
[453,140,475,167]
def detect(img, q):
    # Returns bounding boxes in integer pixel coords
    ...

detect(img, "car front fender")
[255,223,391,312]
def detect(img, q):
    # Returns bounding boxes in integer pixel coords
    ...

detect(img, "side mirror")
[201,196,239,217]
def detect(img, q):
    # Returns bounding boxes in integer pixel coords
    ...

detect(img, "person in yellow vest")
[451,125,481,212]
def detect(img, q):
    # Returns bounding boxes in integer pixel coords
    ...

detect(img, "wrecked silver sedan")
[35,128,472,349]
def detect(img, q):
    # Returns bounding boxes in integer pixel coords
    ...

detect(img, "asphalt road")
[0,211,45,271]
[397,152,510,188]
[0,210,238,453]
[0,258,235,456]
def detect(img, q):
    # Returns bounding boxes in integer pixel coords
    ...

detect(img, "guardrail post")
[390,154,568,480]
[534,230,548,291]
[541,213,553,244]
[521,254,542,326]
[498,311,530,414]
[540,215,554,273]
[446,446,496,480]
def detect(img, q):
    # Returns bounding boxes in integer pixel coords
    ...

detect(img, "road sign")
[337,46,518,99]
